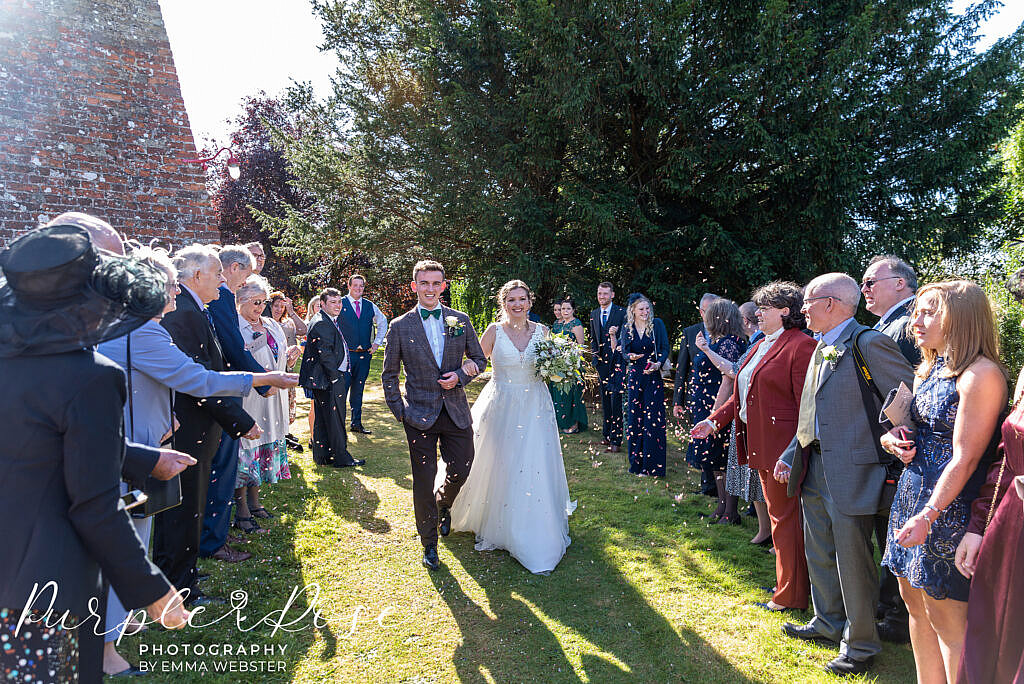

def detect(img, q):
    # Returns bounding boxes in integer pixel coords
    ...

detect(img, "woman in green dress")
[551,297,589,434]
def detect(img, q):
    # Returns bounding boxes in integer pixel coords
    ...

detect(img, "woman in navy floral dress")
[880,281,1006,684]
[685,299,747,520]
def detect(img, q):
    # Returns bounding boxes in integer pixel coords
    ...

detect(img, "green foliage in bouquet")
[534,333,592,393]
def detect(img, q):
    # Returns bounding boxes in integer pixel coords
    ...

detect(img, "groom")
[382,259,487,570]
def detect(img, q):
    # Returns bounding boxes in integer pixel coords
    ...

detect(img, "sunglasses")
[249,298,267,307]
[861,276,900,290]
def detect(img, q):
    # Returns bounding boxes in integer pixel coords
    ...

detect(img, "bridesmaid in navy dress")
[611,294,670,476]
[879,281,1006,684]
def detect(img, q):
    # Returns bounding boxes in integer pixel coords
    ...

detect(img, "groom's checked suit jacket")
[382,306,487,430]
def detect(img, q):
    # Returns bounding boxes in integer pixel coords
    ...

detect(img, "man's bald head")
[45,212,124,255]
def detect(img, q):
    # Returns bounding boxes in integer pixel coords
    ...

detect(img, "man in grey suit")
[382,259,487,571]
[861,255,919,645]
[775,273,913,677]
[672,292,718,495]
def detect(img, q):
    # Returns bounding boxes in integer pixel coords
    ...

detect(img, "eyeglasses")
[861,276,900,290]
[803,296,833,305]
[249,299,267,307]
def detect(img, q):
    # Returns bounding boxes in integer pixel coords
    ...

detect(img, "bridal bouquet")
[534,333,590,392]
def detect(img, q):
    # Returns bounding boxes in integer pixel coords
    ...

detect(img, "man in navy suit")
[590,282,626,453]
[338,274,388,433]
[300,288,365,467]
[200,245,277,560]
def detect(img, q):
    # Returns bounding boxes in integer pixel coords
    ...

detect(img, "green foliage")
[271,0,1024,335]
[981,245,1024,383]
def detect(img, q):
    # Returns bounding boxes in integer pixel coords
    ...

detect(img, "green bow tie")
[420,308,441,320]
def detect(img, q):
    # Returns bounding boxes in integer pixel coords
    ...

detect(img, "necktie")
[602,310,608,327]
[421,308,441,320]
[354,299,361,317]
[796,342,825,447]
[204,307,216,332]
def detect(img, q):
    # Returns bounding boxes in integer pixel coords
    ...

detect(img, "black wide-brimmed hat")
[0,224,167,356]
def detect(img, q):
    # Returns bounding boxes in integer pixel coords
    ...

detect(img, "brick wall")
[0,0,218,248]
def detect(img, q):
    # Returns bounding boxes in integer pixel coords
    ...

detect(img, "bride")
[443,279,576,574]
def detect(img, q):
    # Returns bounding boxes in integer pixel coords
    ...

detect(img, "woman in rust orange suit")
[692,281,815,611]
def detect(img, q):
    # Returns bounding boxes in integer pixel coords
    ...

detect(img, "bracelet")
[923,503,943,518]
[704,419,717,434]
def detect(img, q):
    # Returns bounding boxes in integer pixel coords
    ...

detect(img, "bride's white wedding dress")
[446,323,576,574]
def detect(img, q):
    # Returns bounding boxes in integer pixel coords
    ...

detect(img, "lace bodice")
[491,323,543,386]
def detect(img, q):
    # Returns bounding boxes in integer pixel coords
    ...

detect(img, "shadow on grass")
[431,525,759,683]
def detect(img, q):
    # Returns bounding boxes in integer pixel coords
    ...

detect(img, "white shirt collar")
[417,302,442,313]
[180,283,205,310]
[879,296,915,325]
[346,294,362,304]
[600,304,612,314]
[763,326,785,343]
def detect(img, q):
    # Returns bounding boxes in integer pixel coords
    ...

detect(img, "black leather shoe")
[876,619,911,644]
[331,458,366,467]
[422,545,440,570]
[350,425,372,434]
[438,506,452,537]
[825,654,873,676]
[781,622,838,646]
[185,592,226,608]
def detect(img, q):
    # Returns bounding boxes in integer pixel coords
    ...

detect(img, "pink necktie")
[354,299,361,317]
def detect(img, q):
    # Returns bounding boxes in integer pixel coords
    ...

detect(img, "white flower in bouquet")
[533,333,589,392]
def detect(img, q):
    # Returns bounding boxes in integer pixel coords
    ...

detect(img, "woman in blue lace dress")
[685,299,747,519]
[880,281,1006,684]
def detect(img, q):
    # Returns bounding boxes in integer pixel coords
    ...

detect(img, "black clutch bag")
[126,333,183,518]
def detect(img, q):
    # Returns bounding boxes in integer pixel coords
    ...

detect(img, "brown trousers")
[404,405,475,547]
[759,469,810,610]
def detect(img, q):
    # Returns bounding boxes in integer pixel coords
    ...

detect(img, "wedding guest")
[879,280,1005,684]
[611,294,669,476]
[693,282,815,612]
[201,246,284,562]
[0,225,190,683]
[776,273,914,676]
[673,292,719,495]
[339,274,389,434]
[686,299,746,518]
[98,247,293,675]
[270,291,308,448]
[234,276,298,532]
[245,241,266,275]
[590,282,626,453]
[700,301,769,529]
[304,295,322,440]
[862,254,919,644]
[551,297,588,434]
[157,246,261,597]
[553,301,564,326]
[955,267,1024,681]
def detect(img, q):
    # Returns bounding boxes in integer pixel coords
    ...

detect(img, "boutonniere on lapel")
[821,344,844,370]
[444,315,465,337]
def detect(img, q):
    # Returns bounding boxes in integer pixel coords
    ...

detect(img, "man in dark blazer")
[861,255,919,645]
[157,246,260,602]
[200,245,281,561]
[777,273,914,677]
[300,287,364,468]
[590,282,627,452]
[381,260,486,570]
[673,292,718,494]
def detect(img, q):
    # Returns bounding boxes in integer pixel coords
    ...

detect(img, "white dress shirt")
[876,296,915,329]
[600,304,612,328]
[418,303,445,367]
[324,314,350,372]
[346,294,389,346]
[737,326,785,422]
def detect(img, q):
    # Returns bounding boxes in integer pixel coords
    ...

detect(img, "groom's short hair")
[413,260,445,281]
[320,287,342,301]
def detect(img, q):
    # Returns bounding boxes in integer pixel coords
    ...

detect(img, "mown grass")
[115,356,915,682]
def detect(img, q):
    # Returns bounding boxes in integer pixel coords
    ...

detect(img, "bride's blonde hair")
[496,279,534,322]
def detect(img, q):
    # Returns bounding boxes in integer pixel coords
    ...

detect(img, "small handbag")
[126,333,183,518]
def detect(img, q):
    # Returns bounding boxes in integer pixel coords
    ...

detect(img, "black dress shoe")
[197,572,211,582]
[438,506,452,537]
[331,458,366,467]
[350,425,372,434]
[825,654,873,676]
[185,592,226,608]
[876,619,911,644]
[781,622,838,646]
[422,545,440,570]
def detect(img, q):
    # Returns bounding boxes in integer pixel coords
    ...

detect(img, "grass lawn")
[117,356,915,683]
